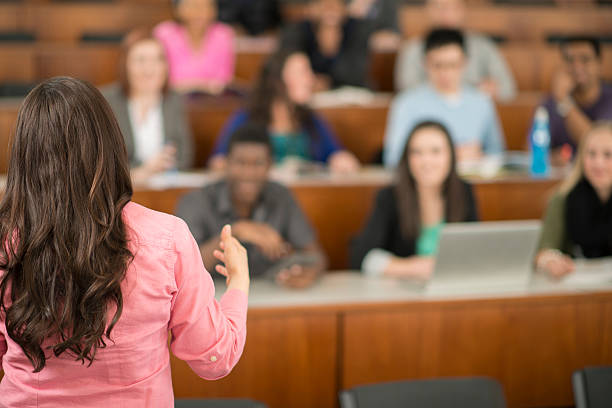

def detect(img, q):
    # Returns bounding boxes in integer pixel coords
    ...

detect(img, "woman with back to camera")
[209,48,360,173]
[102,28,194,187]
[350,121,478,279]
[535,121,612,279]
[0,77,249,407]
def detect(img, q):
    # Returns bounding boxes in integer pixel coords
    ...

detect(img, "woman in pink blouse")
[0,77,250,407]
[155,0,235,95]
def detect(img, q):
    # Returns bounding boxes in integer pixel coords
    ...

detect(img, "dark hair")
[117,28,169,97]
[561,36,601,59]
[424,28,466,55]
[228,122,273,155]
[395,120,468,239]
[246,48,319,152]
[0,77,134,372]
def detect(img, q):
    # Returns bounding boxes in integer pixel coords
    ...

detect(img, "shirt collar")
[216,181,271,222]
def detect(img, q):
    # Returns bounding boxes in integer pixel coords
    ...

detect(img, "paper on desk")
[563,258,612,286]
[312,86,376,108]
[146,171,211,190]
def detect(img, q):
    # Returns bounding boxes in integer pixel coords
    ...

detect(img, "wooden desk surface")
[171,272,612,408]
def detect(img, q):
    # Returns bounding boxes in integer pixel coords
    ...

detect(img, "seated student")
[217,0,281,36]
[539,36,612,167]
[280,0,372,90]
[209,49,360,173]
[154,0,234,95]
[351,121,478,279]
[102,29,193,187]
[535,122,612,279]
[395,0,516,101]
[384,28,505,168]
[177,123,326,289]
[348,0,401,49]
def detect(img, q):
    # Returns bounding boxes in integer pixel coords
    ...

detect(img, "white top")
[128,101,165,165]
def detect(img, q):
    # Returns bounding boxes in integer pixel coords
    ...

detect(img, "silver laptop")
[426,220,541,294]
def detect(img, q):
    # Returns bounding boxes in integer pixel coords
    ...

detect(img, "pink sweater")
[154,21,235,87]
[0,202,248,407]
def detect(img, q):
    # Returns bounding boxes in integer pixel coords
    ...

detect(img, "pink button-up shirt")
[0,201,248,407]
[154,21,235,87]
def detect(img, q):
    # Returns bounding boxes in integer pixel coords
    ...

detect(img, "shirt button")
[210,356,217,362]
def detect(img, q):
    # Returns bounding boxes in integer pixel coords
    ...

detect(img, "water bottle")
[530,106,550,177]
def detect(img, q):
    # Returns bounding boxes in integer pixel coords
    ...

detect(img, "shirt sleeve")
[349,187,394,270]
[394,40,424,92]
[169,217,248,380]
[172,95,194,170]
[212,111,249,157]
[537,192,568,253]
[482,97,506,155]
[383,94,413,168]
[480,38,517,102]
[313,115,343,162]
[214,25,236,84]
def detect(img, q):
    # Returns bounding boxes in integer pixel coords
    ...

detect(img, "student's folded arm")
[483,99,506,155]
[169,218,248,380]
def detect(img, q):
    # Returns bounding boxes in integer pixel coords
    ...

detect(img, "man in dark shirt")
[542,36,612,165]
[176,123,325,289]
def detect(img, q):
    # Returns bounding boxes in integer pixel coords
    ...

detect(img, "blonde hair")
[559,121,612,194]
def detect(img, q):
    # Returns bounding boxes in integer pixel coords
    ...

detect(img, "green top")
[416,222,445,256]
[537,192,573,255]
[270,131,310,163]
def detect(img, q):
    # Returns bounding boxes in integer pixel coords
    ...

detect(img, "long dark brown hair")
[246,49,319,148]
[396,121,468,239]
[0,77,134,372]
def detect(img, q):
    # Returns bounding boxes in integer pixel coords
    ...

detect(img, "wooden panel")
[0,105,19,174]
[171,312,338,408]
[29,5,171,42]
[398,6,612,41]
[342,295,612,408]
[474,178,558,221]
[0,45,36,83]
[35,45,120,86]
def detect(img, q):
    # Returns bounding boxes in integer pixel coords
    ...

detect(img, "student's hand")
[550,145,573,168]
[213,225,250,293]
[275,264,320,289]
[144,145,177,174]
[536,249,575,280]
[208,155,227,172]
[478,79,499,99]
[552,69,575,103]
[314,74,332,92]
[328,151,360,174]
[385,256,435,281]
[232,221,291,261]
[455,143,483,163]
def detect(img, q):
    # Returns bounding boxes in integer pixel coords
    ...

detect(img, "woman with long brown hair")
[208,48,360,173]
[0,77,249,407]
[350,121,478,279]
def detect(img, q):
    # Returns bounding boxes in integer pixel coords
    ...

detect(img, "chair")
[175,399,268,408]
[339,377,506,408]
[573,366,612,408]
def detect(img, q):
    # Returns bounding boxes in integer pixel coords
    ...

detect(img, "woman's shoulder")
[208,22,235,39]
[154,20,183,41]
[123,201,190,251]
